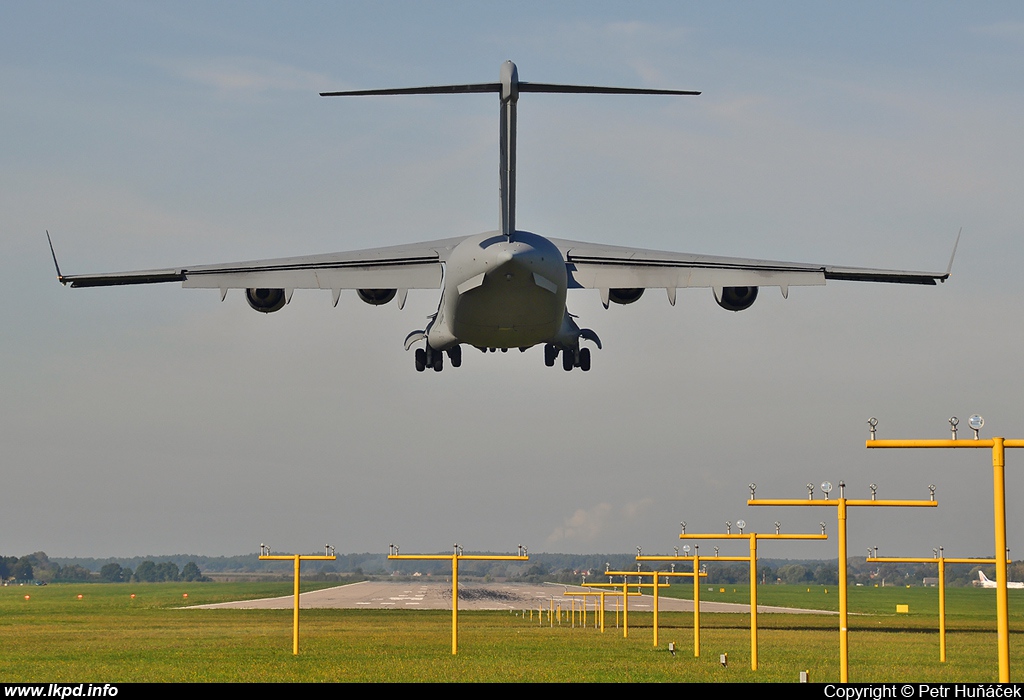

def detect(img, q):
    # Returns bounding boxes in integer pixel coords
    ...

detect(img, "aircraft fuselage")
[427,231,569,351]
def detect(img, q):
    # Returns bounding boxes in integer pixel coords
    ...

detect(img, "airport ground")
[2,581,1023,682]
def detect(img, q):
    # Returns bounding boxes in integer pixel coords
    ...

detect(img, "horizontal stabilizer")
[321,83,500,97]
[520,83,699,96]
[321,82,699,98]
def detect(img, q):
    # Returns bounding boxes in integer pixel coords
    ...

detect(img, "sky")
[2,2,1023,562]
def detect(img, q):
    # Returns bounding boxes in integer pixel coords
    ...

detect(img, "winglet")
[943,228,961,281]
[46,231,66,284]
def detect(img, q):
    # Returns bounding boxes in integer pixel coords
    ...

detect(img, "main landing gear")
[545,343,591,372]
[415,344,461,372]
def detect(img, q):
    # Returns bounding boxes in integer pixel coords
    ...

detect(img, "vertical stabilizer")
[319,62,699,244]
[499,61,519,240]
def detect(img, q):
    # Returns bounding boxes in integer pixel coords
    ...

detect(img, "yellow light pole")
[602,568,672,643]
[581,580,642,637]
[671,522,827,671]
[748,481,937,682]
[866,548,1007,662]
[258,543,337,655]
[386,543,528,654]
[634,548,708,659]
[645,570,704,648]
[866,414,1021,682]
[618,554,707,648]
[562,590,613,631]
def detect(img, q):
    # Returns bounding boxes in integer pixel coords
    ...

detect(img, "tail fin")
[321,62,700,241]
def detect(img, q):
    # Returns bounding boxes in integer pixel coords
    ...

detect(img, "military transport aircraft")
[50,61,956,373]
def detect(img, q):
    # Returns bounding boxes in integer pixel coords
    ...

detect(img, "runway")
[189,580,832,614]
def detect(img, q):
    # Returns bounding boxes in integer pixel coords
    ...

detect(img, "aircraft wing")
[552,238,954,298]
[51,237,466,294]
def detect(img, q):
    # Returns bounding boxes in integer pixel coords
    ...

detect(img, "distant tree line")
[1,552,209,584]
[10,550,1024,588]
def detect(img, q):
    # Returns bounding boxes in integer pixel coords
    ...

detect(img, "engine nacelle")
[245,288,286,313]
[715,286,758,312]
[357,288,397,306]
[608,288,644,305]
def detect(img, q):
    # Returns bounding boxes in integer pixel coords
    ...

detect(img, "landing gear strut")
[579,347,591,371]
[414,344,460,372]
[550,344,592,372]
[544,344,558,367]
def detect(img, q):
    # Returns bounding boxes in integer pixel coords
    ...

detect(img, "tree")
[0,556,18,581]
[12,557,34,581]
[99,563,126,583]
[155,562,180,582]
[181,562,207,582]
[56,564,93,582]
[134,561,157,582]
[777,564,809,585]
[813,564,838,585]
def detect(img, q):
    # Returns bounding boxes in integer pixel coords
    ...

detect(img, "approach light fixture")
[950,416,959,439]
[969,414,985,439]
[868,417,878,440]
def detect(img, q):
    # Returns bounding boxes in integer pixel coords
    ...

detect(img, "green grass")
[661,581,1024,618]
[2,582,1022,682]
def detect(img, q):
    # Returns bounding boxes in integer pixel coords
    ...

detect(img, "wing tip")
[46,230,67,285]
[944,227,962,280]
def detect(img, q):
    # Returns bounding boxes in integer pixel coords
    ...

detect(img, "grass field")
[2,581,1023,682]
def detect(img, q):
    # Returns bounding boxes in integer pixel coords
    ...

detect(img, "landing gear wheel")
[579,347,591,372]
[562,349,574,372]
[414,348,426,372]
[433,351,443,372]
[544,344,557,367]
[448,345,462,368]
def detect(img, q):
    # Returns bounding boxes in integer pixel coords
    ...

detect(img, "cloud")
[546,499,655,547]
